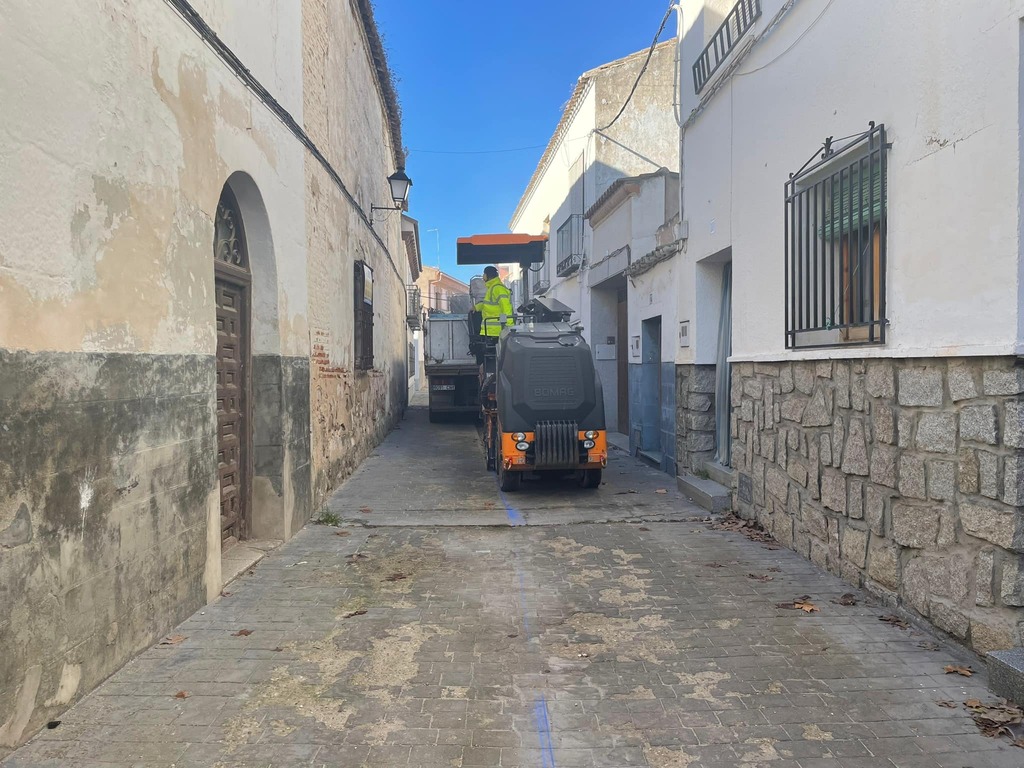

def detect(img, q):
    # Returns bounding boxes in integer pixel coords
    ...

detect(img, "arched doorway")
[213,183,252,545]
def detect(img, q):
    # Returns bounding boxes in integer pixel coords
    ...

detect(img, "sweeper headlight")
[513,432,526,442]
[584,431,598,439]
[583,440,596,450]
[516,442,530,452]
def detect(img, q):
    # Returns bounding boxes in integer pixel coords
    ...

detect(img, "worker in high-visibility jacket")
[475,266,514,338]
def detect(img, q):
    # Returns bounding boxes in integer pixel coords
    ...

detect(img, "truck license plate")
[432,384,455,391]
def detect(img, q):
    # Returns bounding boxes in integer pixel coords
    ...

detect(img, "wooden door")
[216,278,249,544]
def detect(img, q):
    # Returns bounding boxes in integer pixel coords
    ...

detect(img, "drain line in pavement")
[498,481,557,767]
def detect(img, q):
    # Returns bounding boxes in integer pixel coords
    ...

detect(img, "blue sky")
[373,2,675,283]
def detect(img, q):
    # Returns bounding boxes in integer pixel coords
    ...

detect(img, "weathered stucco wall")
[301,0,408,507]
[1,0,407,750]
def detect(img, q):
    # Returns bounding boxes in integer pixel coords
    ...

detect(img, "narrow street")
[3,408,1019,768]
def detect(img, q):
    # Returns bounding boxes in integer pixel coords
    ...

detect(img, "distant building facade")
[510,42,681,472]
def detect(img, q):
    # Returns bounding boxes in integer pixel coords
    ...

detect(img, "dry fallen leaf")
[655,489,668,494]
[831,593,858,607]
[916,640,940,651]
[272,647,284,652]
[220,591,232,598]
[359,507,373,514]
[705,562,726,568]
[965,699,983,708]
[767,567,782,573]
[748,573,774,582]
[944,664,975,677]
[795,601,819,613]
[174,691,190,699]
[335,530,350,537]
[879,614,909,630]
[383,573,407,582]
[936,700,957,708]
[160,635,187,645]
[232,629,253,637]
[342,610,367,619]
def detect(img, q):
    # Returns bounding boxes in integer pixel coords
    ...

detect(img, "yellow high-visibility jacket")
[474,276,514,337]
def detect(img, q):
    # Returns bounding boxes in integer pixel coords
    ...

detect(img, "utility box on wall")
[679,320,690,348]
[595,344,616,360]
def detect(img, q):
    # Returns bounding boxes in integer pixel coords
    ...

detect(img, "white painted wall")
[677,0,1024,361]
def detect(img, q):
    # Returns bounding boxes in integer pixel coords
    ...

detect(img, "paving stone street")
[4,409,1021,768]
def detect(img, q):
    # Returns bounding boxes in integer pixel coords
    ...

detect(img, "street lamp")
[371,168,412,226]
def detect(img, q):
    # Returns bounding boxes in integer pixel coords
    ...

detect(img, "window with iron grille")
[354,261,374,369]
[785,123,889,349]
[556,214,584,277]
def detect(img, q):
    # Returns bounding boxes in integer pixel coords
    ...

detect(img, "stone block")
[787,460,809,488]
[833,418,846,466]
[961,502,1021,550]
[948,366,980,402]
[816,360,833,379]
[686,393,713,412]
[1001,555,1024,607]
[841,525,869,568]
[865,485,887,535]
[898,454,926,499]
[731,377,744,408]
[765,465,789,503]
[891,503,940,548]
[840,559,864,586]
[988,649,1024,706]
[842,419,869,476]
[959,405,997,445]
[834,363,851,409]
[950,555,971,603]
[972,621,1015,654]
[927,460,955,501]
[873,405,895,445]
[743,379,764,399]
[754,362,780,377]
[866,360,895,399]
[898,411,915,448]
[741,400,754,422]
[958,449,979,494]
[780,397,806,423]
[794,362,815,395]
[802,505,828,541]
[976,548,995,607]
[869,444,898,488]
[802,387,833,427]
[980,451,1000,499]
[819,434,832,467]
[851,374,867,412]
[685,412,717,432]
[916,412,957,454]
[848,479,864,520]
[867,538,900,590]
[1004,455,1024,507]
[931,602,969,640]
[821,470,847,514]
[780,365,794,394]
[898,369,944,407]
[983,368,1024,396]
[902,556,936,615]
[691,366,717,394]
[810,537,830,570]
[1005,400,1024,449]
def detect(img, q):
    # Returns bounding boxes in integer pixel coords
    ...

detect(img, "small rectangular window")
[354,261,374,369]
[785,123,889,349]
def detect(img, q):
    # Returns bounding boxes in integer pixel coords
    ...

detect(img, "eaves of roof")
[585,168,677,223]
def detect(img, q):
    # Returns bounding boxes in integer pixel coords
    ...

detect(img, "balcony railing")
[556,214,584,277]
[692,0,761,94]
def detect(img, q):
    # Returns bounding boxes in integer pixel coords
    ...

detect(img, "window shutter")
[822,161,884,239]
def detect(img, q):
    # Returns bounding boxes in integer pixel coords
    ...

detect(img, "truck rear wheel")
[579,469,602,489]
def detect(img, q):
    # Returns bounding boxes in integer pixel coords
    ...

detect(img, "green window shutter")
[822,161,884,240]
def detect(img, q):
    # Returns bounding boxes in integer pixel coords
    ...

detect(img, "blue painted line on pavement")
[533,695,557,768]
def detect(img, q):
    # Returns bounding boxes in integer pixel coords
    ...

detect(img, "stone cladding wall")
[731,357,1024,653]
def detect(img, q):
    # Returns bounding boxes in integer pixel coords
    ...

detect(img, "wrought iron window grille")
[692,0,761,94]
[785,122,891,350]
[354,261,375,369]
[556,214,585,277]
[405,286,422,330]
